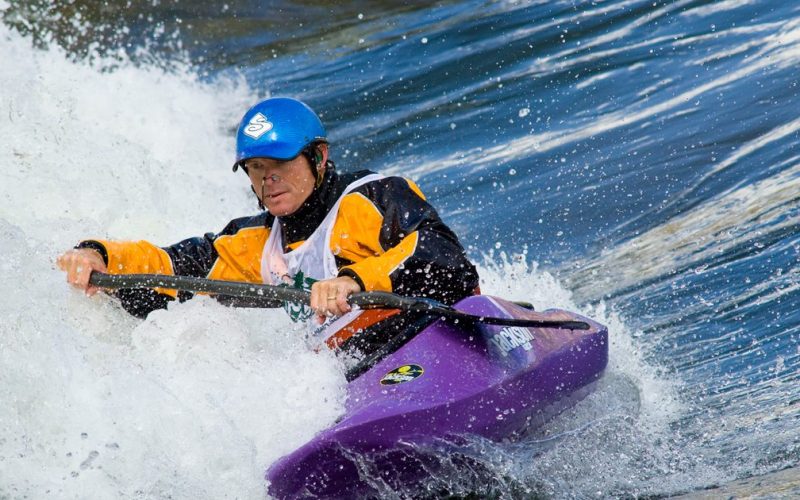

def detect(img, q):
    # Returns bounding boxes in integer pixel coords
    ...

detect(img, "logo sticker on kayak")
[243,112,273,139]
[489,326,535,357]
[380,364,424,385]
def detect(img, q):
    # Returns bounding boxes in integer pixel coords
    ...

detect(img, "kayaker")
[57,97,479,329]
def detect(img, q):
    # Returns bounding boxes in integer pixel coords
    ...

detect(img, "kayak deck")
[266,295,608,498]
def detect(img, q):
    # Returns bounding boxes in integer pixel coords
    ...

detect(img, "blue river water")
[1,0,798,498]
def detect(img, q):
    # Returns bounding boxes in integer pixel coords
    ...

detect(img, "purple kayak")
[266,295,608,498]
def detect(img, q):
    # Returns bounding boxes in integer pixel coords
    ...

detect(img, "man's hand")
[56,248,107,296]
[310,276,362,323]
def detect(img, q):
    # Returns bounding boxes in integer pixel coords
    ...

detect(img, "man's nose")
[261,174,281,184]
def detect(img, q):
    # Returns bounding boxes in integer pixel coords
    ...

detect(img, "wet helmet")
[232,97,327,171]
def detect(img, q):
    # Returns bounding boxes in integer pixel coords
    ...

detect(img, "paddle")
[88,272,590,330]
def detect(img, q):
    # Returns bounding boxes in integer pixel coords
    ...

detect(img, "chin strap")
[314,164,326,188]
[250,185,265,210]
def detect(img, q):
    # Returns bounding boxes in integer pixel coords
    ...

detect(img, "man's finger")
[335,294,350,314]
[309,284,320,312]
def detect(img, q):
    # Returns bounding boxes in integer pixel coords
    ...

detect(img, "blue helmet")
[233,97,327,171]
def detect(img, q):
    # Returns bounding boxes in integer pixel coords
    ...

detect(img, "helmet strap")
[250,185,265,211]
[315,166,325,188]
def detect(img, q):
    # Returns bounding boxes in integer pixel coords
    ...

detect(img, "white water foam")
[477,255,700,497]
[0,24,347,499]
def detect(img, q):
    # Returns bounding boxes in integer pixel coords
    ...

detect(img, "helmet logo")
[243,112,273,139]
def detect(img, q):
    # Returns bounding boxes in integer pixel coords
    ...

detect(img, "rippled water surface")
[1,0,798,498]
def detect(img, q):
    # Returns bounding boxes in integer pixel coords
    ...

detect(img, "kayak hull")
[266,295,608,498]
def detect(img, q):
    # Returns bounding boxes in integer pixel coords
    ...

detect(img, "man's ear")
[314,143,329,184]
[313,143,329,188]
[317,143,329,167]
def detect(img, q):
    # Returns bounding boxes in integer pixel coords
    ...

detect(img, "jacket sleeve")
[78,214,271,318]
[333,177,479,305]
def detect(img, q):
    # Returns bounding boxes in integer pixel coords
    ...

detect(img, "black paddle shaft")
[88,272,590,330]
[90,271,308,303]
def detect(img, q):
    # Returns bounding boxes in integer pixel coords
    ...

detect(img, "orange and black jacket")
[78,164,480,318]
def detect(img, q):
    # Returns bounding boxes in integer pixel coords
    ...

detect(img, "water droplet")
[79,451,99,470]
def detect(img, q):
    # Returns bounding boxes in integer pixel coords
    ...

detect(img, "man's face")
[245,154,318,216]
